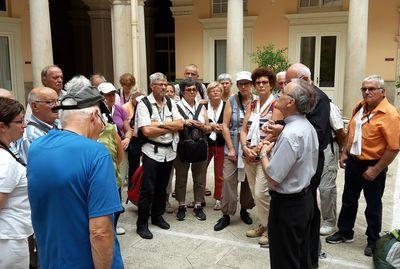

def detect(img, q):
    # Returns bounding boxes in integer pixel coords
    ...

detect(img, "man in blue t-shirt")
[27,85,123,268]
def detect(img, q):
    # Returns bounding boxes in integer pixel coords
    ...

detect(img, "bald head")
[285,63,312,84]
[0,88,13,99]
[28,87,59,124]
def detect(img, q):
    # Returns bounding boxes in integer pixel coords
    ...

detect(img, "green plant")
[252,43,290,73]
[396,76,400,88]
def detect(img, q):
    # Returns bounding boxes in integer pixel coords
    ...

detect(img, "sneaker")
[364,244,374,257]
[176,205,186,221]
[213,200,221,211]
[326,232,354,244]
[240,209,253,225]
[214,215,230,231]
[193,206,207,221]
[205,188,212,196]
[165,201,174,214]
[246,224,265,238]
[258,231,269,246]
[116,226,126,235]
[187,201,206,208]
[320,225,337,236]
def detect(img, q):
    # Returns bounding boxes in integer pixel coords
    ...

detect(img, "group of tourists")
[0,61,398,269]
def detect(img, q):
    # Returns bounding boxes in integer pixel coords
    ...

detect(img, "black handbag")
[177,104,208,163]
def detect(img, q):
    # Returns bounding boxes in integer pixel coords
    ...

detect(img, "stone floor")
[117,156,400,269]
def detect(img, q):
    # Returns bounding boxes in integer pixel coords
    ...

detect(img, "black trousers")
[337,155,386,246]
[127,138,143,180]
[269,190,314,269]
[309,150,324,266]
[137,154,173,226]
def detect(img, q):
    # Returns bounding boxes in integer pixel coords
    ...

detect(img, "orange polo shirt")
[346,97,400,160]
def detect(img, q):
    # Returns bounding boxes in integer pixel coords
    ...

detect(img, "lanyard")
[0,141,26,167]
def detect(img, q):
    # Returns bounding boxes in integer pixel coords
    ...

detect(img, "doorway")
[288,23,346,107]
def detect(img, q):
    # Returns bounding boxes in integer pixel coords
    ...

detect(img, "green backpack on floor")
[373,229,400,269]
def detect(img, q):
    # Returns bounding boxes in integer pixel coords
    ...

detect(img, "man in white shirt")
[136,72,184,239]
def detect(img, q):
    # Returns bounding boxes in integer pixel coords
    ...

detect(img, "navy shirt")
[28,130,123,269]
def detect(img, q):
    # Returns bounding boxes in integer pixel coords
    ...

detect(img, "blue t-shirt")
[27,130,123,269]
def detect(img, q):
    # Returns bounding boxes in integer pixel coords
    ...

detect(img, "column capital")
[138,0,146,6]
[112,0,131,5]
[170,0,193,17]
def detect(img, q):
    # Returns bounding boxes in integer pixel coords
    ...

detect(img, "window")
[0,36,11,90]
[154,33,175,81]
[213,0,247,15]
[214,40,226,79]
[299,0,342,8]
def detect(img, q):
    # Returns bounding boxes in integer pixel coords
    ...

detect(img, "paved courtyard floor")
[117,156,400,269]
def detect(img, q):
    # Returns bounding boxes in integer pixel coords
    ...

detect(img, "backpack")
[130,96,173,144]
[176,103,208,163]
[373,229,400,269]
[126,165,143,205]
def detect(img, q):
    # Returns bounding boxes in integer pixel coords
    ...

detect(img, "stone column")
[112,0,133,86]
[137,0,148,91]
[226,0,243,80]
[29,0,54,87]
[343,0,369,117]
[88,8,114,82]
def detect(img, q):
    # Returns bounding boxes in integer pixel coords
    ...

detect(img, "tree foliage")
[252,43,290,74]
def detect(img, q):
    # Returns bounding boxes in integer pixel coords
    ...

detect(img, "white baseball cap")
[235,71,252,82]
[98,82,117,94]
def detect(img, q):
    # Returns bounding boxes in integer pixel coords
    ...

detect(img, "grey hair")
[276,71,286,79]
[64,75,91,93]
[27,91,38,105]
[59,106,98,127]
[363,74,385,89]
[41,65,60,84]
[217,73,232,82]
[289,78,316,115]
[149,72,167,84]
[90,74,106,85]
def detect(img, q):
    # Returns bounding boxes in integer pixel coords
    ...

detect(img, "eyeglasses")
[96,112,106,127]
[153,83,168,88]
[278,81,286,86]
[35,99,59,107]
[255,80,269,86]
[360,87,381,93]
[237,82,250,87]
[10,120,24,125]
[185,87,197,93]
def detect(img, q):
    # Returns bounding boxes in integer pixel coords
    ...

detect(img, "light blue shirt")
[267,114,319,194]
[16,115,61,163]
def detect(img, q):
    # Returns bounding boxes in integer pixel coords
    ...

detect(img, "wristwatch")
[158,121,165,128]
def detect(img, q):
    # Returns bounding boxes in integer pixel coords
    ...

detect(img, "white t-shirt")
[0,149,33,239]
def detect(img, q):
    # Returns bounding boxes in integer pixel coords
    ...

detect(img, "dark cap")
[53,86,104,111]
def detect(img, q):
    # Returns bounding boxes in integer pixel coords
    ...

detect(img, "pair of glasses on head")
[360,87,382,93]
[35,99,59,107]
